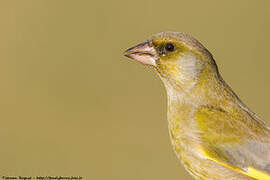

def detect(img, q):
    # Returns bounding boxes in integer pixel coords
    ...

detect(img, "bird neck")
[163,66,239,128]
[162,65,225,106]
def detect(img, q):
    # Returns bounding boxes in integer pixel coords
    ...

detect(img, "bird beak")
[124,41,158,67]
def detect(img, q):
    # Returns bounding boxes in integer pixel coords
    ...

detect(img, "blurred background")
[0,0,270,179]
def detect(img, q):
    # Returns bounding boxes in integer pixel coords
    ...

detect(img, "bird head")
[124,32,219,92]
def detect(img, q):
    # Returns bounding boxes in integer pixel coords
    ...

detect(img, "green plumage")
[125,31,270,180]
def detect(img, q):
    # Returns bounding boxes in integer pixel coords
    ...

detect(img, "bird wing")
[195,106,270,179]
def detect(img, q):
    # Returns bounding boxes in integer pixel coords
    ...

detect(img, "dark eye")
[165,43,175,52]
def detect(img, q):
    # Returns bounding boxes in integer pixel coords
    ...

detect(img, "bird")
[124,31,270,180]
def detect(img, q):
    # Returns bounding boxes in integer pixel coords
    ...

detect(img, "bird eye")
[165,43,174,52]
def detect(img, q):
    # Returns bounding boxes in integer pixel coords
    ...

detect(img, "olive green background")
[1,1,270,179]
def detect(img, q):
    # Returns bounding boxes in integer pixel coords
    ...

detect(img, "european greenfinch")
[124,32,270,180]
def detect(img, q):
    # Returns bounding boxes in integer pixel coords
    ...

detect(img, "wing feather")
[195,106,270,179]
